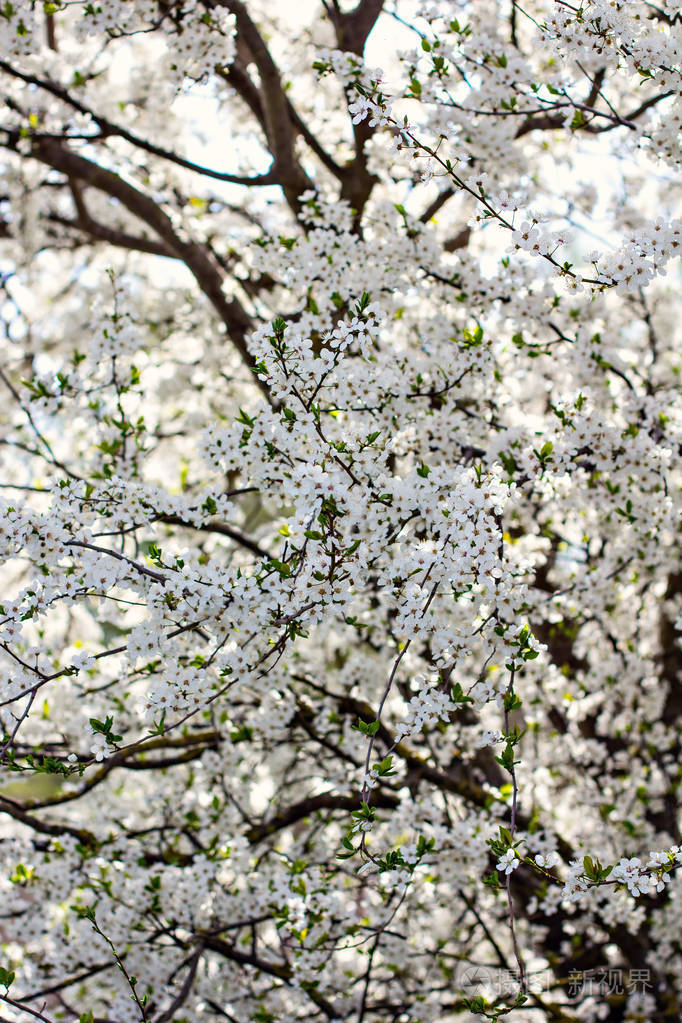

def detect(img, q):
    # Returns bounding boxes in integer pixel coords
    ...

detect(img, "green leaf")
[148,710,166,737]
[0,966,15,991]
[376,755,395,776]
[494,743,516,773]
[498,826,513,847]
[354,718,380,736]
[503,691,522,711]
[451,682,473,704]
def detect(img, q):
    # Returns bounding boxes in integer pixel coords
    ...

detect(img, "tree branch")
[324,0,385,55]
[216,1,313,213]
[21,134,269,399]
[0,60,277,186]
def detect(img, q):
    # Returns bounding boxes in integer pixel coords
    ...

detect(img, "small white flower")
[511,221,540,251]
[535,851,559,869]
[89,732,110,763]
[497,849,520,875]
[70,651,95,671]
[348,95,372,124]
[477,729,501,748]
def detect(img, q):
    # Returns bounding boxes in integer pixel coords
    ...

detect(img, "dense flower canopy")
[0,2,681,1021]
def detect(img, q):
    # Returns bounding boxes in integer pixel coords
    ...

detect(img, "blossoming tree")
[0,1,681,1020]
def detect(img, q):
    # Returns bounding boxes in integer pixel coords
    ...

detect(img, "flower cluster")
[0,2,681,1022]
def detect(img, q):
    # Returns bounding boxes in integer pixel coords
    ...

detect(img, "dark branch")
[216,1,313,213]
[0,60,277,186]
[324,0,385,55]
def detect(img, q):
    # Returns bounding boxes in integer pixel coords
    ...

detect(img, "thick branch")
[324,0,385,55]
[0,795,97,846]
[246,789,398,844]
[218,59,344,182]
[46,212,175,259]
[202,935,339,1019]
[218,1,313,212]
[155,513,271,559]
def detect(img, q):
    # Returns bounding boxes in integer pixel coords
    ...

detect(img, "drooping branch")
[43,177,176,257]
[0,60,278,187]
[18,134,270,398]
